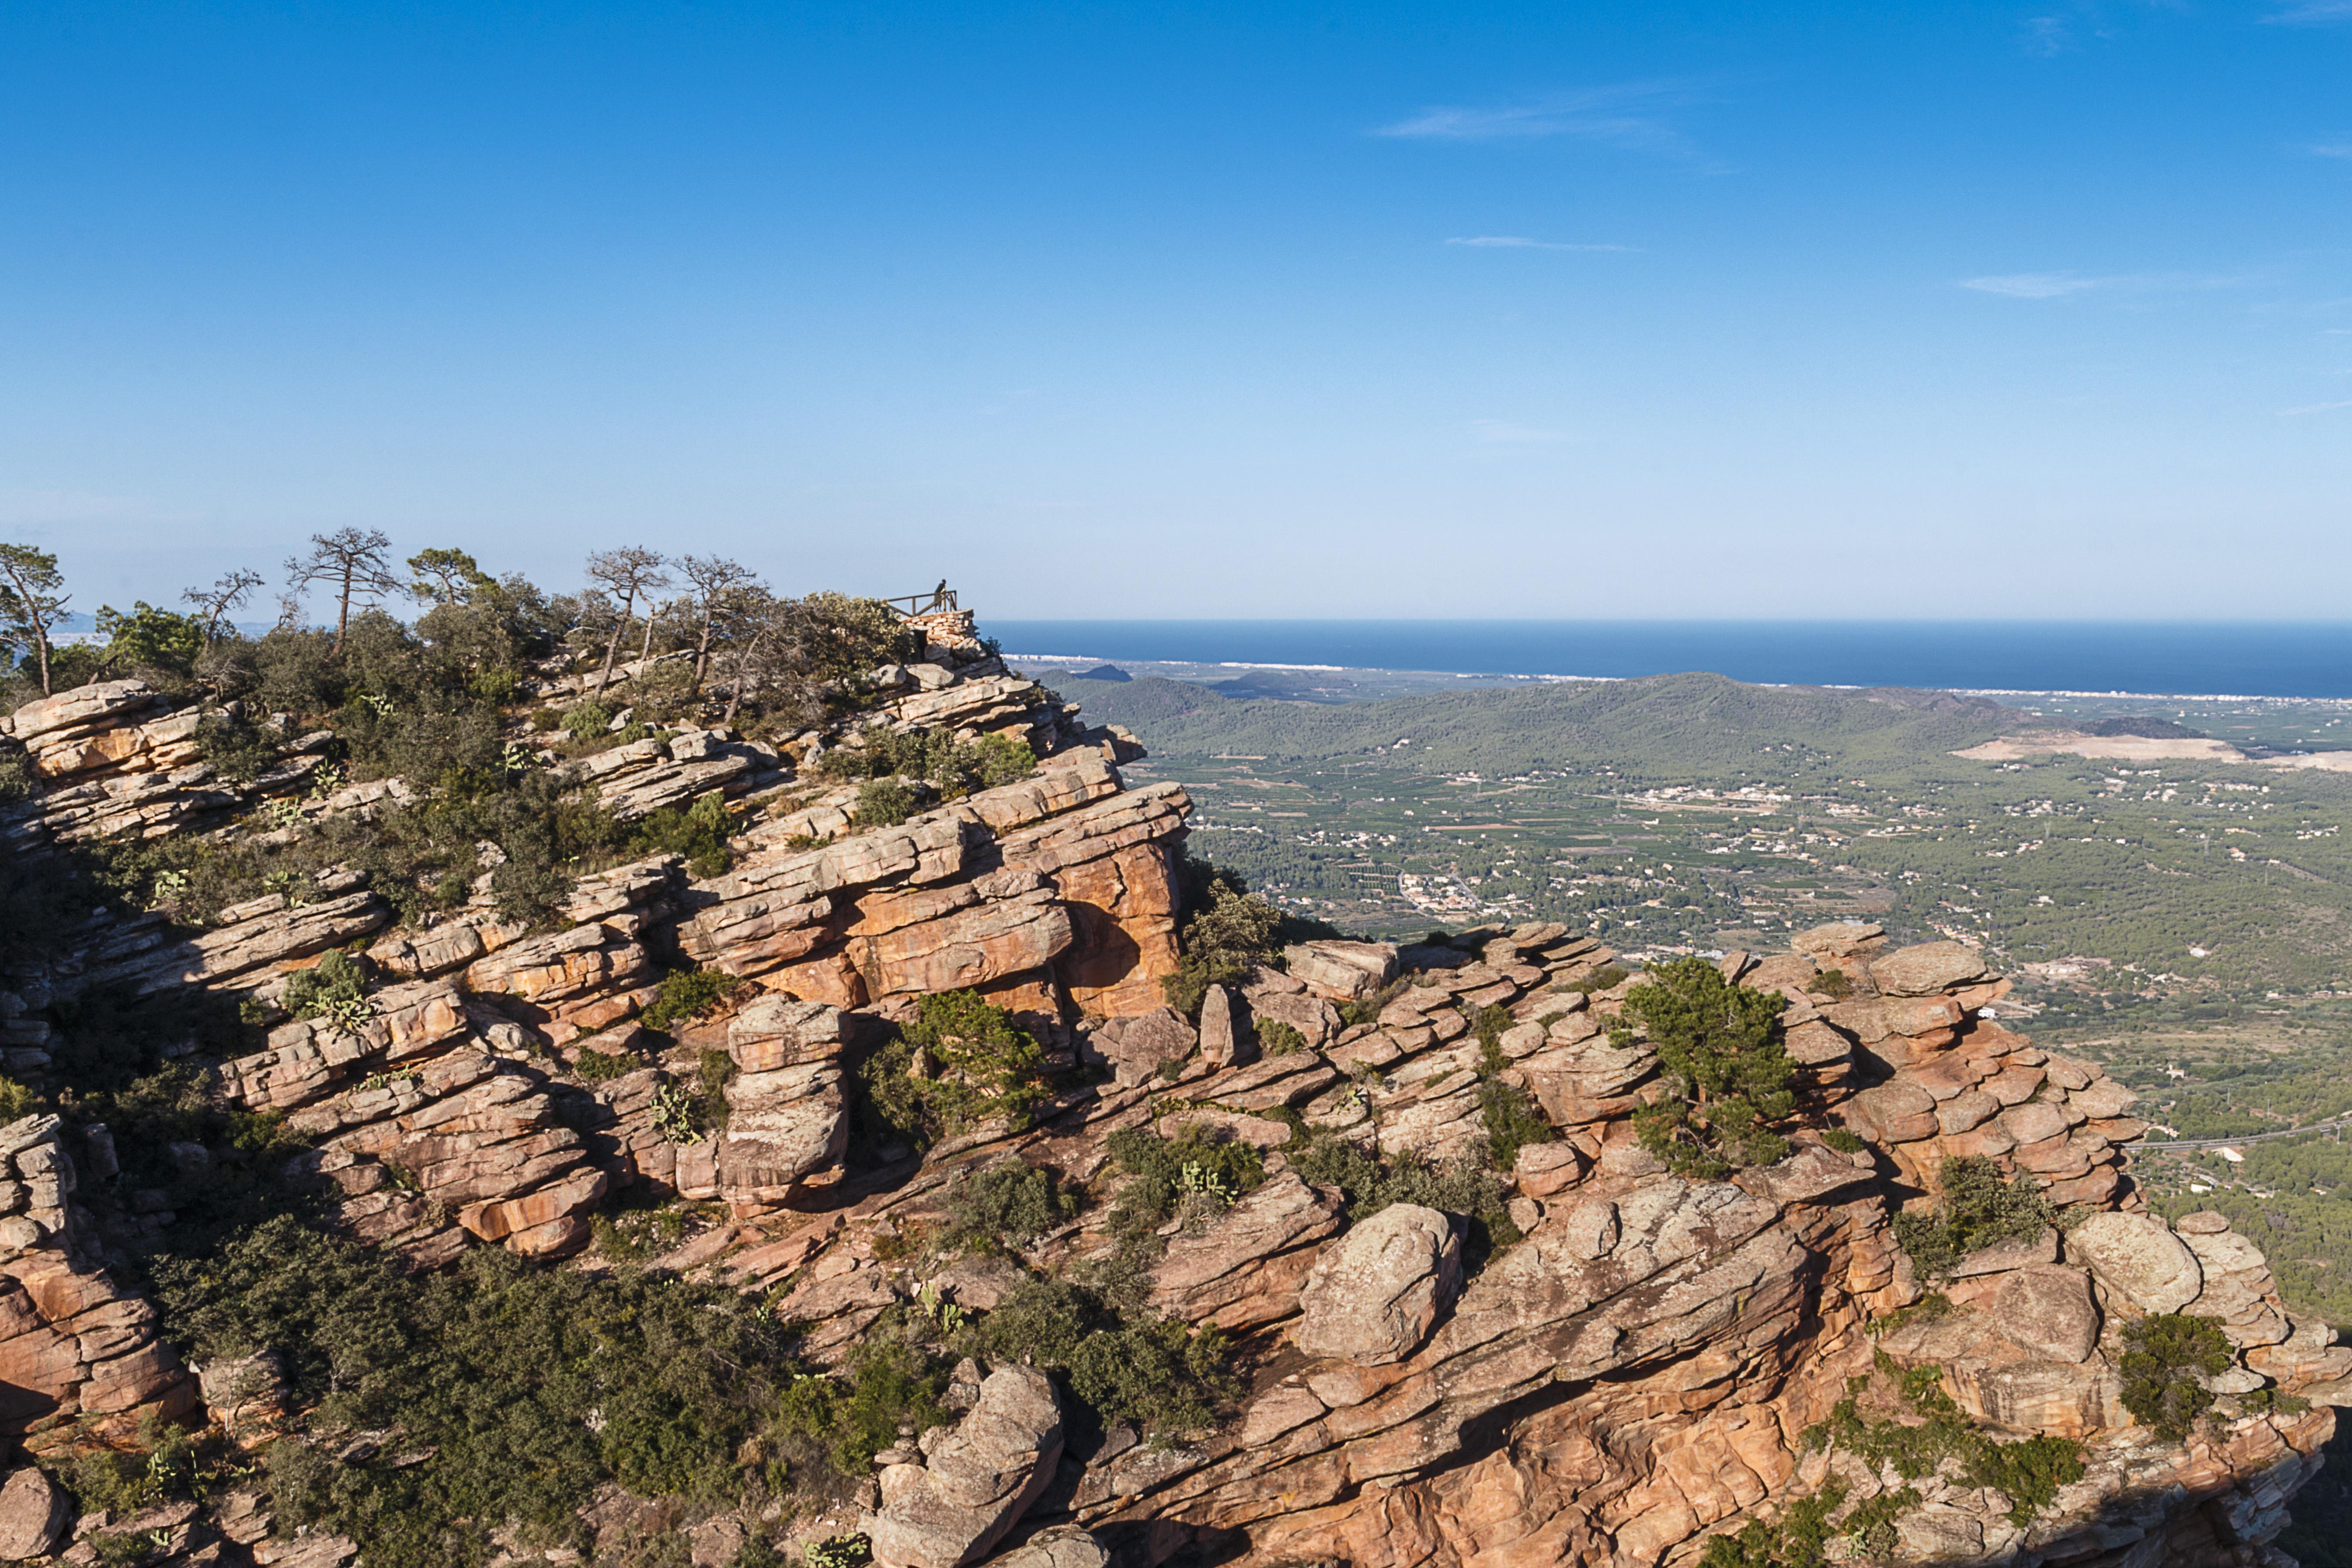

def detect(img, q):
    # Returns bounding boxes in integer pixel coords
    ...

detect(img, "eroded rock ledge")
[0,636,2345,1568]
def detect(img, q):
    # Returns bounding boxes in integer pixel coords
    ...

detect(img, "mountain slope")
[1050,669,2023,778]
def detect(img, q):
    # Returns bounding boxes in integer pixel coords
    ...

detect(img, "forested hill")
[1044,668,2024,779]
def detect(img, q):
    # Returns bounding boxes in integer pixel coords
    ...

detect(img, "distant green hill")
[1059,670,2022,780]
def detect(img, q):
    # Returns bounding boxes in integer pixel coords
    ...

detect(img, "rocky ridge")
[0,605,2339,1565]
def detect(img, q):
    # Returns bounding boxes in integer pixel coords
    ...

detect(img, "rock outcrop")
[867,1365,1065,1568]
[7,638,2352,1568]
[1293,1202,1461,1365]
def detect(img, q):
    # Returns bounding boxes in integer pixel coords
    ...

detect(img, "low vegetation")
[638,967,746,1035]
[153,1216,813,1568]
[1804,1351,2084,1534]
[857,990,1052,1151]
[1103,1125,1267,1246]
[953,1272,1236,1437]
[2118,1313,2233,1441]
[1616,957,1794,1179]
[942,1158,1081,1251]
[1891,1156,2057,1279]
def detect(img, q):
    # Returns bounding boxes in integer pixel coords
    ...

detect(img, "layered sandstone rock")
[867,1366,1065,1568]
[13,638,2352,1568]
[1293,1202,1461,1365]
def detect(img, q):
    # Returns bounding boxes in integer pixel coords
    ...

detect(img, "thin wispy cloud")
[1962,272,2106,299]
[2020,16,2073,56]
[2264,0,2352,23]
[1445,235,1638,252]
[1375,81,1700,157]
[1960,270,2254,299]
[2308,143,2352,158]
[2280,399,2352,415]
[1470,420,1570,445]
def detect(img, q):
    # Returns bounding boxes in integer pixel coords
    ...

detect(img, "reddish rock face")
[10,653,2348,1568]
[1053,841,1181,1017]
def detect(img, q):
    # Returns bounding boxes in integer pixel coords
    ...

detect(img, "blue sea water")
[986,621,2352,700]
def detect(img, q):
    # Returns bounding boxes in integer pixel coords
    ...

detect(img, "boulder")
[1791,921,1882,959]
[1151,1173,1345,1330]
[986,1529,1110,1568]
[1246,987,1341,1050]
[2066,1211,2203,1314]
[1869,940,1989,996]
[1295,1203,1462,1365]
[0,1466,67,1559]
[1283,940,1398,1002]
[1090,1009,1195,1087]
[1198,984,1243,1068]
[1991,1268,2100,1363]
[867,1366,1064,1568]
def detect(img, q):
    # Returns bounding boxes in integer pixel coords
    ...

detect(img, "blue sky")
[4,1,2351,619]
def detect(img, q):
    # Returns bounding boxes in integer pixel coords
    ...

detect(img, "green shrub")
[1697,1482,1845,1568]
[1865,1292,1955,1337]
[2240,1386,2312,1417]
[1337,975,1414,1029]
[282,950,371,1037]
[628,791,736,877]
[1811,968,1853,1000]
[195,711,287,783]
[155,1216,809,1568]
[529,708,562,732]
[639,967,746,1034]
[943,1160,1080,1250]
[1281,1128,1519,1259]
[1103,1126,1265,1243]
[857,991,1049,1150]
[817,726,1036,800]
[1891,1156,2056,1279]
[1820,1128,1866,1154]
[1464,1002,1556,1170]
[559,700,617,742]
[573,1045,639,1084]
[1559,964,1627,996]
[853,777,917,828]
[1617,957,1794,1179]
[954,1273,1235,1437]
[2119,1313,2233,1442]
[1802,1349,2083,1528]
[970,733,1037,788]
[0,1077,34,1124]
[1478,1078,1554,1172]
[1965,1433,2087,1524]
[774,1337,947,1485]
[95,600,206,679]
[1257,1018,1307,1057]
[1160,856,1282,1015]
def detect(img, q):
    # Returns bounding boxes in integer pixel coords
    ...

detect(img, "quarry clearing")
[1956,731,2352,770]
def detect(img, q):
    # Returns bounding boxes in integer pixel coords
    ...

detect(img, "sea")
[987,621,2352,701]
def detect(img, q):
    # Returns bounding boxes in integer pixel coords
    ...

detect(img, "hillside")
[1042,669,2023,778]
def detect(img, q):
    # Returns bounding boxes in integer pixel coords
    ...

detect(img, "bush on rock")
[1616,957,1794,1179]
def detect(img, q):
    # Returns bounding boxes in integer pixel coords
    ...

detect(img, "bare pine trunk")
[595,591,635,695]
[691,609,714,697]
